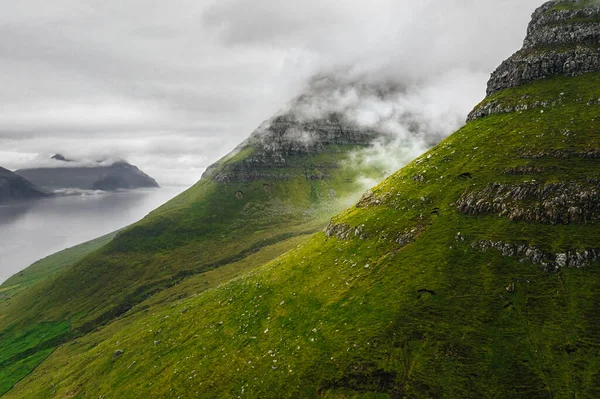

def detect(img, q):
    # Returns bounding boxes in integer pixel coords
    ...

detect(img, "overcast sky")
[0,0,542,186]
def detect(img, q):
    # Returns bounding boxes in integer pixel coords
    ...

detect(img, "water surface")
[0,186,186,283]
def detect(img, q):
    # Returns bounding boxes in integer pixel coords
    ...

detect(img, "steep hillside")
[0,167,50,204]
[0,232,117,302]
[0,103,391,394]
[4,1,600,397]
[16,156,159,191]
[0,113,385,329]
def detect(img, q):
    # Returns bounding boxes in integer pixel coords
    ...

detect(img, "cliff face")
[0,167,50,203]
[203,113,382,183]
[487,0,600,95]
[469,0,600,120]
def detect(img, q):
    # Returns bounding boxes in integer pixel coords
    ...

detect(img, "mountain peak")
[51,154,72,162]
[467,0,600,121]
[485,0,600,96]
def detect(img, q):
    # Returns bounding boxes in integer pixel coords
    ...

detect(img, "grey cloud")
[0,0,543,186]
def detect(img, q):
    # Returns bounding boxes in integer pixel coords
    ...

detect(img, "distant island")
[0,167,51,204]
[16,154,159,191]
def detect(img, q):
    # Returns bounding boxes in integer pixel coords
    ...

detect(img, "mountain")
[15,156,159,191]
[0,167,50,204]
[5,1,600,397]
[0,93,393,395]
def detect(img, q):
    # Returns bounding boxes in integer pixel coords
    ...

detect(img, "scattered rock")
[503,166,547,175]
[505,282,515,294]
[324,222,368,240]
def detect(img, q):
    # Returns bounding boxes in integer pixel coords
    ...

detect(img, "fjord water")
[0,186,186,283]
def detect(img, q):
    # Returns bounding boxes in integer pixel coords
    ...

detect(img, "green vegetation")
[0,232,117,302]
[0,132,387,395]
[0,322,70,396]
[474,71,600,114]
[0,145,383,330]
[550,0,600,12]
[0,233,116,395]
[3,68,600,397]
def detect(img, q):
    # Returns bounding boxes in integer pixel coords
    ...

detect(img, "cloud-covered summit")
[0,0,542,186]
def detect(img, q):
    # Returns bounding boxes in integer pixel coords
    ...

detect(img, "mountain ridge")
[16,157,159,191]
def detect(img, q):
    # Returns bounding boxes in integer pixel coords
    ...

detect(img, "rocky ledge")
[456,180,600,225]
[469,238,600,272]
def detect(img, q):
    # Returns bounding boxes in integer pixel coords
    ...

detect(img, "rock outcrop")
[456,181,600,225]
[469,238,600,272]
[488,0,600,95]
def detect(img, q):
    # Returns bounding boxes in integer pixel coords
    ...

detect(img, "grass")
[0,232,117,302]
[0,232,116,395]
[3,69,600,397]
[550,0,600,12]
[0,322,70,396]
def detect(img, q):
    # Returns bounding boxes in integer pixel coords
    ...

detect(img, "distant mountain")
[16,156,159,191]
[50,153,72,162]
[0,167,50,203]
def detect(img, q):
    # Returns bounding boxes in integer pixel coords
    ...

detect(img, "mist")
[0,0,543,186]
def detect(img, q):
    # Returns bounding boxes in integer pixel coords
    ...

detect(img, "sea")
[0,186,186,283]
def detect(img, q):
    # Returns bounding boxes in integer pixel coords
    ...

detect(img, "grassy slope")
[0,233,117,396]
[0,137,386,396]
[7,71,600,398]
[0,232,117,301]
[550,0,600,11]
[0,147,383,330]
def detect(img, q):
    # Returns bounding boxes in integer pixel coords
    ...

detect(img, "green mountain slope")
[0,106,392,393]
[0,232,117,302]
[4,1,600,397]
[0,115,385,331]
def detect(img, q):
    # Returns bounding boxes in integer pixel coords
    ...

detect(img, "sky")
[0,0,543,186]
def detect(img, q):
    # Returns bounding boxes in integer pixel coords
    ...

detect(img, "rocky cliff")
[203,112,382,183]
[489,0,600,94]
[469,0,600,120]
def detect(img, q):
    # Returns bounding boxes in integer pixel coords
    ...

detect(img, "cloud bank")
[0,0,542,185]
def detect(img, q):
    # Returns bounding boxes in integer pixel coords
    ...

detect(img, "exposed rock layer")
[470,239,600,272]
[456,181,600,225]
[204,114,381,183]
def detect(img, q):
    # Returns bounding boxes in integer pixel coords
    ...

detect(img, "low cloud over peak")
[0,0,542,186]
